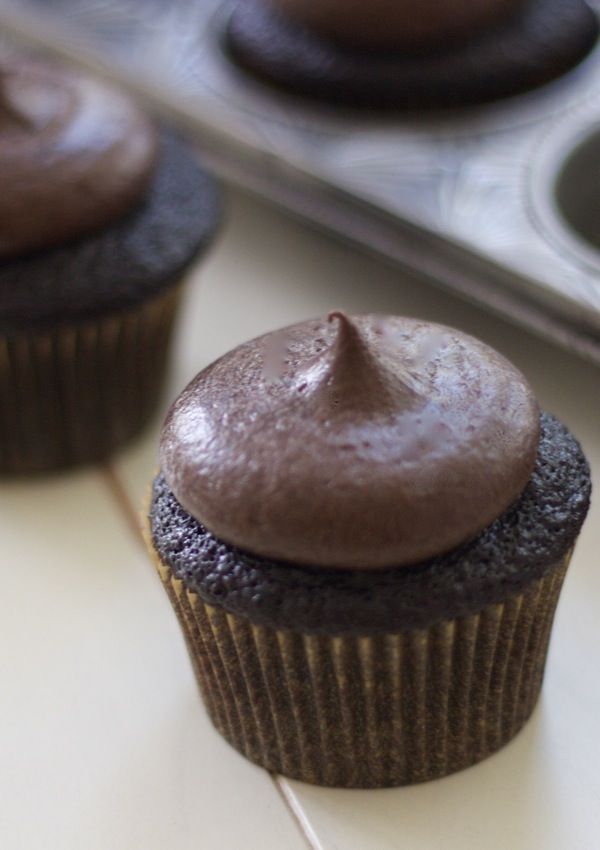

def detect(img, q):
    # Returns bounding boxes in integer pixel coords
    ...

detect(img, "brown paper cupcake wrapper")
[0,286,182,474]
[152,544,570,788]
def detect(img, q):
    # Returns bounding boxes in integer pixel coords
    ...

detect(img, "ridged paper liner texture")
[152,547,570,788]
[0,286,181,474]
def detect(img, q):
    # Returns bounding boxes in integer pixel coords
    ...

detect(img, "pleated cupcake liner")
[150,540,570,788]
[0,285,182,474]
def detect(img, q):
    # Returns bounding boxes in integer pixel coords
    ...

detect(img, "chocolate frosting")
[0,60,158,259]
[265,0,523,50]
[160,314,540,569]
[151,413,591,634]
[0,131,220,331]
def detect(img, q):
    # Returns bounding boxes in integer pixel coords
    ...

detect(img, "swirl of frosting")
[0,60,158,259]
[265,0,523,50]
[160,314,540,570]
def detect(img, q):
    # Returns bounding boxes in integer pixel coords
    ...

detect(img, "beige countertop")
[2,189,598,850]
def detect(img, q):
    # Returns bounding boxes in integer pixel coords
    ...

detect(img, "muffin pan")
[3,0,600,363]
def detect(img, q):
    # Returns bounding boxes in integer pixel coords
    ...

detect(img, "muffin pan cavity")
[531,117,600,273]
[555,131,600,251]
[555,125,600,261]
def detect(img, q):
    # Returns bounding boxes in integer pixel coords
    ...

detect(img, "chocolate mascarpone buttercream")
[265,0,523,50]
[0,60,158,259]
[150,414,591,633]
[160,314,540,569]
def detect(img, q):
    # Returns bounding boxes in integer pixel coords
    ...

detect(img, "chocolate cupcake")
[264,0,524,51]
[226,0,599,109]
[147,313,590,788]
[0,58,220,474]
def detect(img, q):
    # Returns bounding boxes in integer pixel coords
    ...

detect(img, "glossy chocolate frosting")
[151,413,591,633]
[160,313,540,570]
[265,0,523,50]
[0,60,158,259]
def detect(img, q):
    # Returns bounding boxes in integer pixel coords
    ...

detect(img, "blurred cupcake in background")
[262,0,524,51]
[226,0,599,108]
[0,57,220,474]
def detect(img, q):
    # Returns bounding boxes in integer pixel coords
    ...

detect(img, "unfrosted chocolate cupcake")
[226,0,598,108]
[0,58,220,474]
[147,313,590,787]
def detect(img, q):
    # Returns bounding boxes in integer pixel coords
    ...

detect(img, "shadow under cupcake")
[146,312,590,788]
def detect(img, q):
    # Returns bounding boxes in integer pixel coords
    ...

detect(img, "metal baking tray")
[2,0,600,364]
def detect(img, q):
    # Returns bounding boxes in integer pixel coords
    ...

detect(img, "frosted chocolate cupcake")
[0,58,220,474]
[226,0,598,108]
[147,313,590,787]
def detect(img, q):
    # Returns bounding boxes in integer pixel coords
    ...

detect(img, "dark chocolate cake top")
[160,313,539,569]
[0,59,158,259]
[150,413,591,634]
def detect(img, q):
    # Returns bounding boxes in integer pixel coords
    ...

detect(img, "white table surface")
[1,188,599,850]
